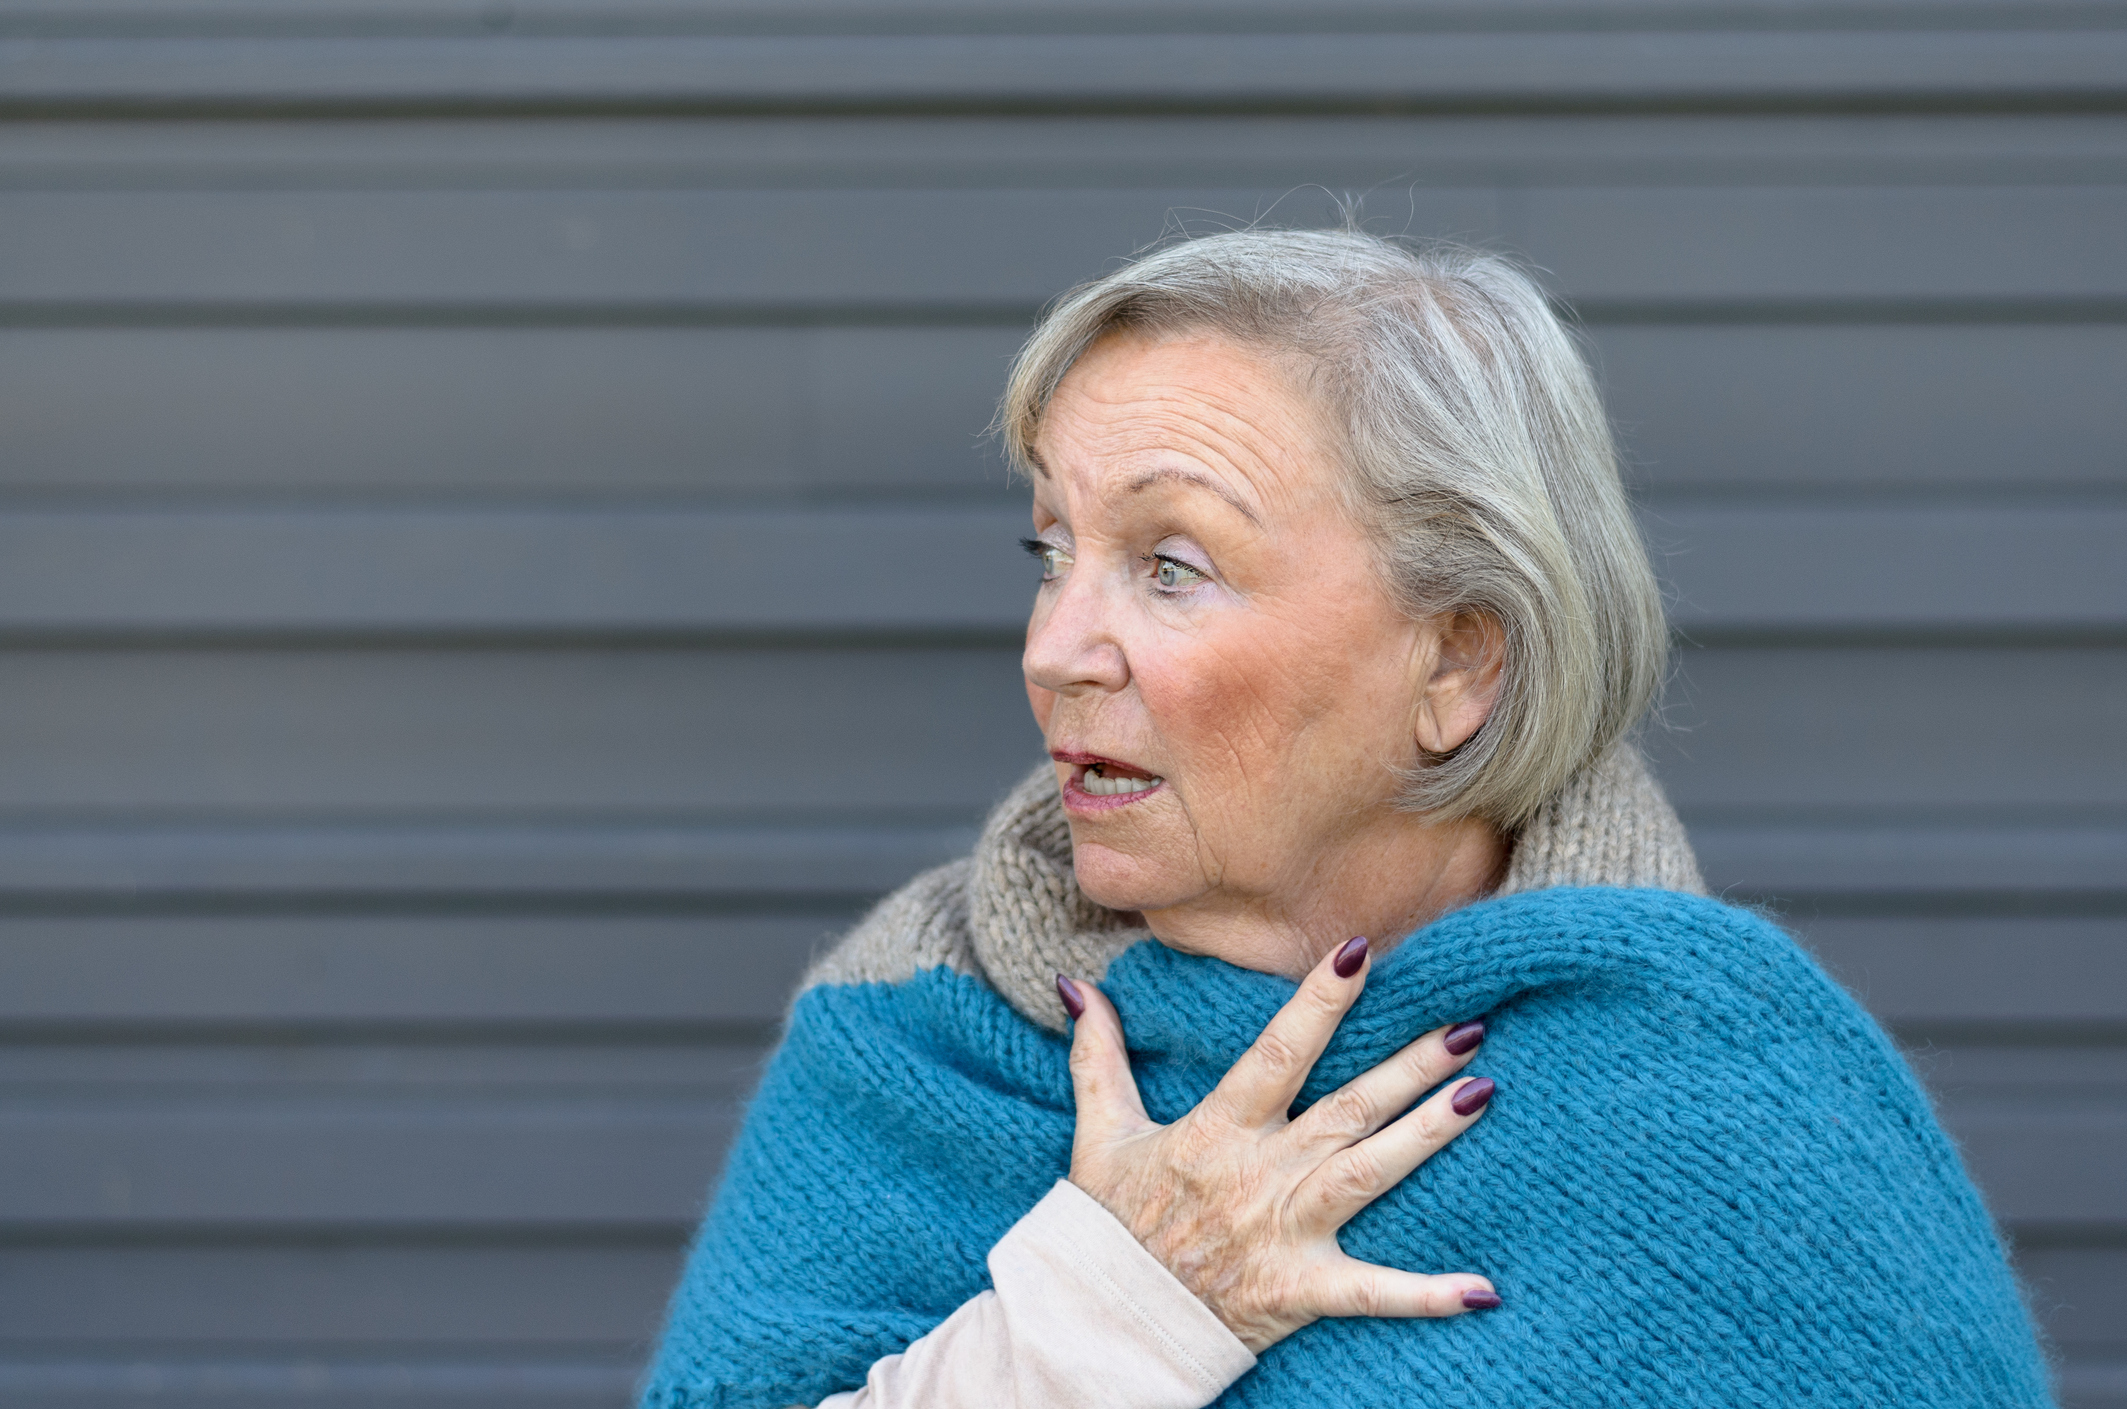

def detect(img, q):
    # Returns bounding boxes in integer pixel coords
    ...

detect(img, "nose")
[1023,566,1129,697]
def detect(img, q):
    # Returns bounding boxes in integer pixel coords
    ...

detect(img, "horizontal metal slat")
[0,1347,2113,1409]
[1525,184,2127,308]
[2019,1244,2127,1356]
[2,1088,2112,1228]
[0,324,1022,497]
[1601,323,2127,494]
[13,1349,2108,1409]
[1951,1107,2127,1226]
[0,1230,2114,1368]
[1694,820,2127,899]
[5,0,2123,37]
[0,644,2116,813]
[1649,645,2127,811]
[1654,505,2127,634]
[8,113,2127,189]
[0,12,2108,1404]
[0,185,2121,310]
[3,1100,730,1227]
[0,507,1037,634]
[0,1356,635,1409]
[3,185,1385,309]
[0,1242,678,1345]
[1799,916,2127,1027]
[0,916,836,1025]
[0,910,2118,1028]
[3,323,2121,499]
[0,820,973,901]
[2060,1362,2127,1409]
[4,31,2126,108]
[0,1041,771,1093]
[0,644,1044,813]
[0,817,2113,906]
[0,504,2118,635]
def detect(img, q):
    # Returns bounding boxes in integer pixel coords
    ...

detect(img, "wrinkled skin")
[1022,330,1507,978]
[1065,953,1497,1354]
[1023,330,1510,1351]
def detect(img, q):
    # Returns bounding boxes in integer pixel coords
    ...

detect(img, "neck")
[1138,814,1511,981]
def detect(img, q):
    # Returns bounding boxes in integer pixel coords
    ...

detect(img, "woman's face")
[1024,330,1494,954]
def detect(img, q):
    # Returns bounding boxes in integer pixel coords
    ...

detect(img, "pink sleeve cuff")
[816,1179,1254,1409]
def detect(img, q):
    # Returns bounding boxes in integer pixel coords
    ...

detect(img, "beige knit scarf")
[804,742,1705,1033]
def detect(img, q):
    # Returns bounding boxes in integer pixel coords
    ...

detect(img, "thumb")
[1059,975,1151,1143]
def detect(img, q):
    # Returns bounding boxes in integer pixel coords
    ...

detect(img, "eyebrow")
[1123,467,1262,525]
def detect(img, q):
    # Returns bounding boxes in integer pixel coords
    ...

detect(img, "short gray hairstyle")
[998,228,1666,828]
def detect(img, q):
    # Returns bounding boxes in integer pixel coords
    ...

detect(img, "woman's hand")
[1056,937,1497,1355]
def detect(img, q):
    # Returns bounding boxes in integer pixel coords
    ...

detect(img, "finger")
[1305,1256,1500,1320]
[1059,975,1152,1143]
[1297,1076,1497,1230]
[1287,1018,1485,1153]
[1204,935,1371,1129]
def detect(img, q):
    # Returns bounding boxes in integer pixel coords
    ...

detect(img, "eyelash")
[1019,538,1209,592]
[1143,553,1209,592]
[1020,537,1067,582]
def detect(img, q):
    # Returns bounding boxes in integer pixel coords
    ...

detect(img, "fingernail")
[1451,1077,1495,1116]
[1443,1019,1486,1055]
[1462,1289,1502,1310]
[1055,974,1085,1021]
[1332,936,1369,978]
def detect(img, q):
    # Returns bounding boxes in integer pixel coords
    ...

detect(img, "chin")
[1066,837,1198,916]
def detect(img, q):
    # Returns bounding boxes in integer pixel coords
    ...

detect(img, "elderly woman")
[641,231,2051,1408]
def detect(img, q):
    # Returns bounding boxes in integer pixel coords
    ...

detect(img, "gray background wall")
[0,2,2122,1406]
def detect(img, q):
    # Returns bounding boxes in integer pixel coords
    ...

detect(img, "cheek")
[1136,630,1280,773]
[1025,681,1057,734]
[1140,610,1403,792]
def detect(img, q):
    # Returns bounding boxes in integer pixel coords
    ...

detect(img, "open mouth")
[1054,752,1166,809]
[1081,763,1162,797]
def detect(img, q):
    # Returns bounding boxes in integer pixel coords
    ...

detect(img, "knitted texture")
[803,739,1704,1033]
[1497,739,1706,897]
[642,885,2052,1408]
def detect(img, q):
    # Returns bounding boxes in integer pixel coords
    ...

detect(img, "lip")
[1050,749,1167,814]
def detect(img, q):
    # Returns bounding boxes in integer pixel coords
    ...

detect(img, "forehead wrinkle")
[1037,335,1334,526]
[1122,466,1262,526]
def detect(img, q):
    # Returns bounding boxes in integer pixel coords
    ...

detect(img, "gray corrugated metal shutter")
[0,4,2120,1406]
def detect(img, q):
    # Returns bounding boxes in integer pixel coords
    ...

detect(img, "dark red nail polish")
[1462,1289,1502,1310]
[1055,974,1085,1021]
[1332,936,1369,978]
[1451,1077,1495,1116]
[1443,1019,1486,1056]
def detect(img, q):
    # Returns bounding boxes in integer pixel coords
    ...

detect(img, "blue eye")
[1153,556,1207,589]
[1020,537,1070,582]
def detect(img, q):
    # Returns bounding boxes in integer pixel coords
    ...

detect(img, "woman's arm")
[813,1180,1253,1409]
[803,935,1498,1407]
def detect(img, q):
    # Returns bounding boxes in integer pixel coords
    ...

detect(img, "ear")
[1413,611,1505,756]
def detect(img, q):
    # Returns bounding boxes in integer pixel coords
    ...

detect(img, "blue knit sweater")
[641,887,2053,1407]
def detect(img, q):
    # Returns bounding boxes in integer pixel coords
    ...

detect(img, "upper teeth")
[1083,766,1161,796]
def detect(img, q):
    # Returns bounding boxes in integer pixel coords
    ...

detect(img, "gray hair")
[997,228,1666,828]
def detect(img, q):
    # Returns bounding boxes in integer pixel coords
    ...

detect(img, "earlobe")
[1412,612,1505,756]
